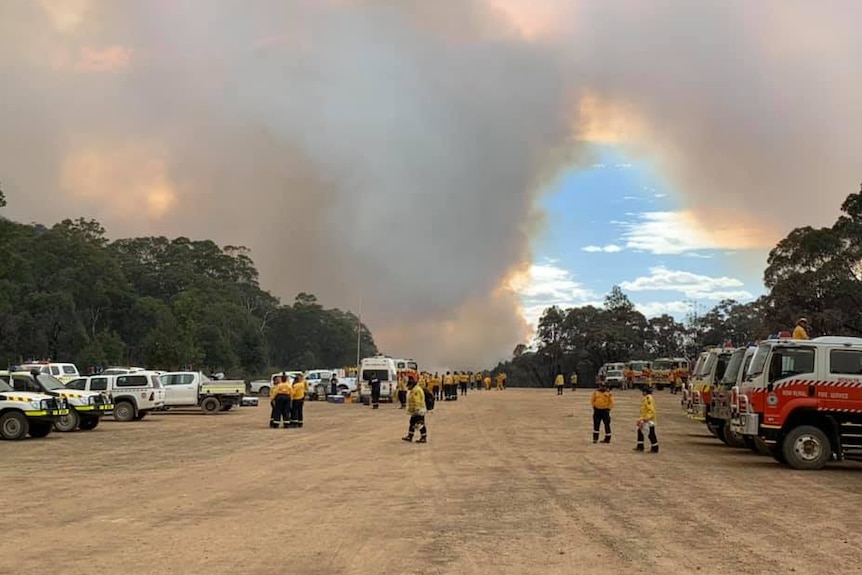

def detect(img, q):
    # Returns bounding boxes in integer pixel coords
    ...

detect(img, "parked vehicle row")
[683,335,862,470]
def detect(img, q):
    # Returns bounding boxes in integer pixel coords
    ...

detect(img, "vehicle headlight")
[32,401,43,410]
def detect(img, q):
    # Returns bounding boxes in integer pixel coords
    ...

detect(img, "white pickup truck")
[158,372,245,414]
[304,370,358,400]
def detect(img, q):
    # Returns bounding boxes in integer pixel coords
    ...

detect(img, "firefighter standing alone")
[402,377,428,443]
[635,386,659,453]
[591,381,614,443]
[555,370,565,395]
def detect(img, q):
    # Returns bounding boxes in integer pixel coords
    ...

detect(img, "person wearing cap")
[402,377,428,443]
[793,318,810,340]
[290,373,307,427]
[554,369,565,395]
[635,386,659,453]
[269,373,293,429]
[591,381,614,443]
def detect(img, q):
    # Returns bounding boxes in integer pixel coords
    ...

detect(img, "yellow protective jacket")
[554,374,564,387]
[291,380,307,400]
[459,374,469,384]
[396,378,407,391]
[591,390,614,410]
[271,381,293,399]
[444,374,454,386]
[475,373,483,383]
[570,374,578,386]
[640,394,656,422]
[407,386,426,414]
[793,325,809,340]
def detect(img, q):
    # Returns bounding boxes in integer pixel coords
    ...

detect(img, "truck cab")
[0,378,69,440]
[704,347,754,447]
[731,336,862,469]
[1,370,111,432]
[687,346,734,428]
[159,372,245,413]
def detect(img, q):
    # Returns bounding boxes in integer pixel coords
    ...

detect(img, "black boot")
[603,436,611,444]
[650,445,659,453]
[402,436,413,442]
[633,445,645,452]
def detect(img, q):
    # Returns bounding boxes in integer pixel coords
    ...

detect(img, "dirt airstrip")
[2,388,860,575]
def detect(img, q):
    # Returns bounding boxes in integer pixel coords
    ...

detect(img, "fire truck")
[705,346,755,448]
[731,336,862,470]
[651,358,690,392]
[685,345,735,435]
[626,360,652,388]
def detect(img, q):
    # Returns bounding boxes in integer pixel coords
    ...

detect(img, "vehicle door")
[88,376,110,400]
[824,348,862,413]
[160,373,197,406]
[761,345,817,427]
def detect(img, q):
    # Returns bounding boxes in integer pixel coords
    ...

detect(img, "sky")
[1,1,861,370]
[515,144,768,329]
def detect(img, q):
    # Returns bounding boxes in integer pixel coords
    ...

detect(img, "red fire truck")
[731,336,862,470]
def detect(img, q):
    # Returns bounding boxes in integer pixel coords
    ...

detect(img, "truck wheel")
[113,401,136,422]
[258,386,270,398]
[782,426,832,470]
[715,423,729,445]
[79,417,100,431]
[54,409,80,432]
[0,412,29,440]
[724,425,747,449]
[28,421,53,438]
[201,397,221,414]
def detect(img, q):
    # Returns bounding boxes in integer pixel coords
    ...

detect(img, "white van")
[358,356,396,404]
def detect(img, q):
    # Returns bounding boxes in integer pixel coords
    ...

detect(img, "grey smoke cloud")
[1,1,860,368]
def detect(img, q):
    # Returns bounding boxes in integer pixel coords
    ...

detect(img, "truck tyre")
[715,423,729,446]
[201,397,221,414]
[258,386,270,398]
[113,400,136,422]
[28,421,53,438]
[782,425,832,470]
[54,409,80,432]
[0,411,29,440]
[79,417,100,431]
[724,425,747,449]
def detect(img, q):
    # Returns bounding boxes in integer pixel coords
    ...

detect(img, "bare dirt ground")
[3,388,861,575]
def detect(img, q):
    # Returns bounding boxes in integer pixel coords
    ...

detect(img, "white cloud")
[654,193,667,198]
[617,211,716,254]
[616,211,773,254]
[581,244,622,253]
[620,266,754,301]
[635,300,692,318]
[510,262,602,327]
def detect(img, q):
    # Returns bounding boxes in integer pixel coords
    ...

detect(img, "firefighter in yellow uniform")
[431,373,441,401]
[483,374,492,390]
[570,372,578,392]
[402,378,428,443]
[635,386,658,453]
[793,318,810,340]
[290,373,307,428]
[591,382,614,443]
[270,374,293,428]
[459,371,469,397]
[474,371,482,391]
[496,372,505,391]
[443,371,455,401]
[396,373,408,409]
[554,372,565,395]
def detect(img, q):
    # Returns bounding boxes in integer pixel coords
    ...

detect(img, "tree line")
[496,184,862,387]
[0,192,377,377]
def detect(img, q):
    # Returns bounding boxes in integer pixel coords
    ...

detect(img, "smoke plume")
[1,1,861,369]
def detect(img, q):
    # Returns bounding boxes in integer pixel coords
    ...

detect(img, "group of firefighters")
[268,373,309,429]
[394,370,509,404]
